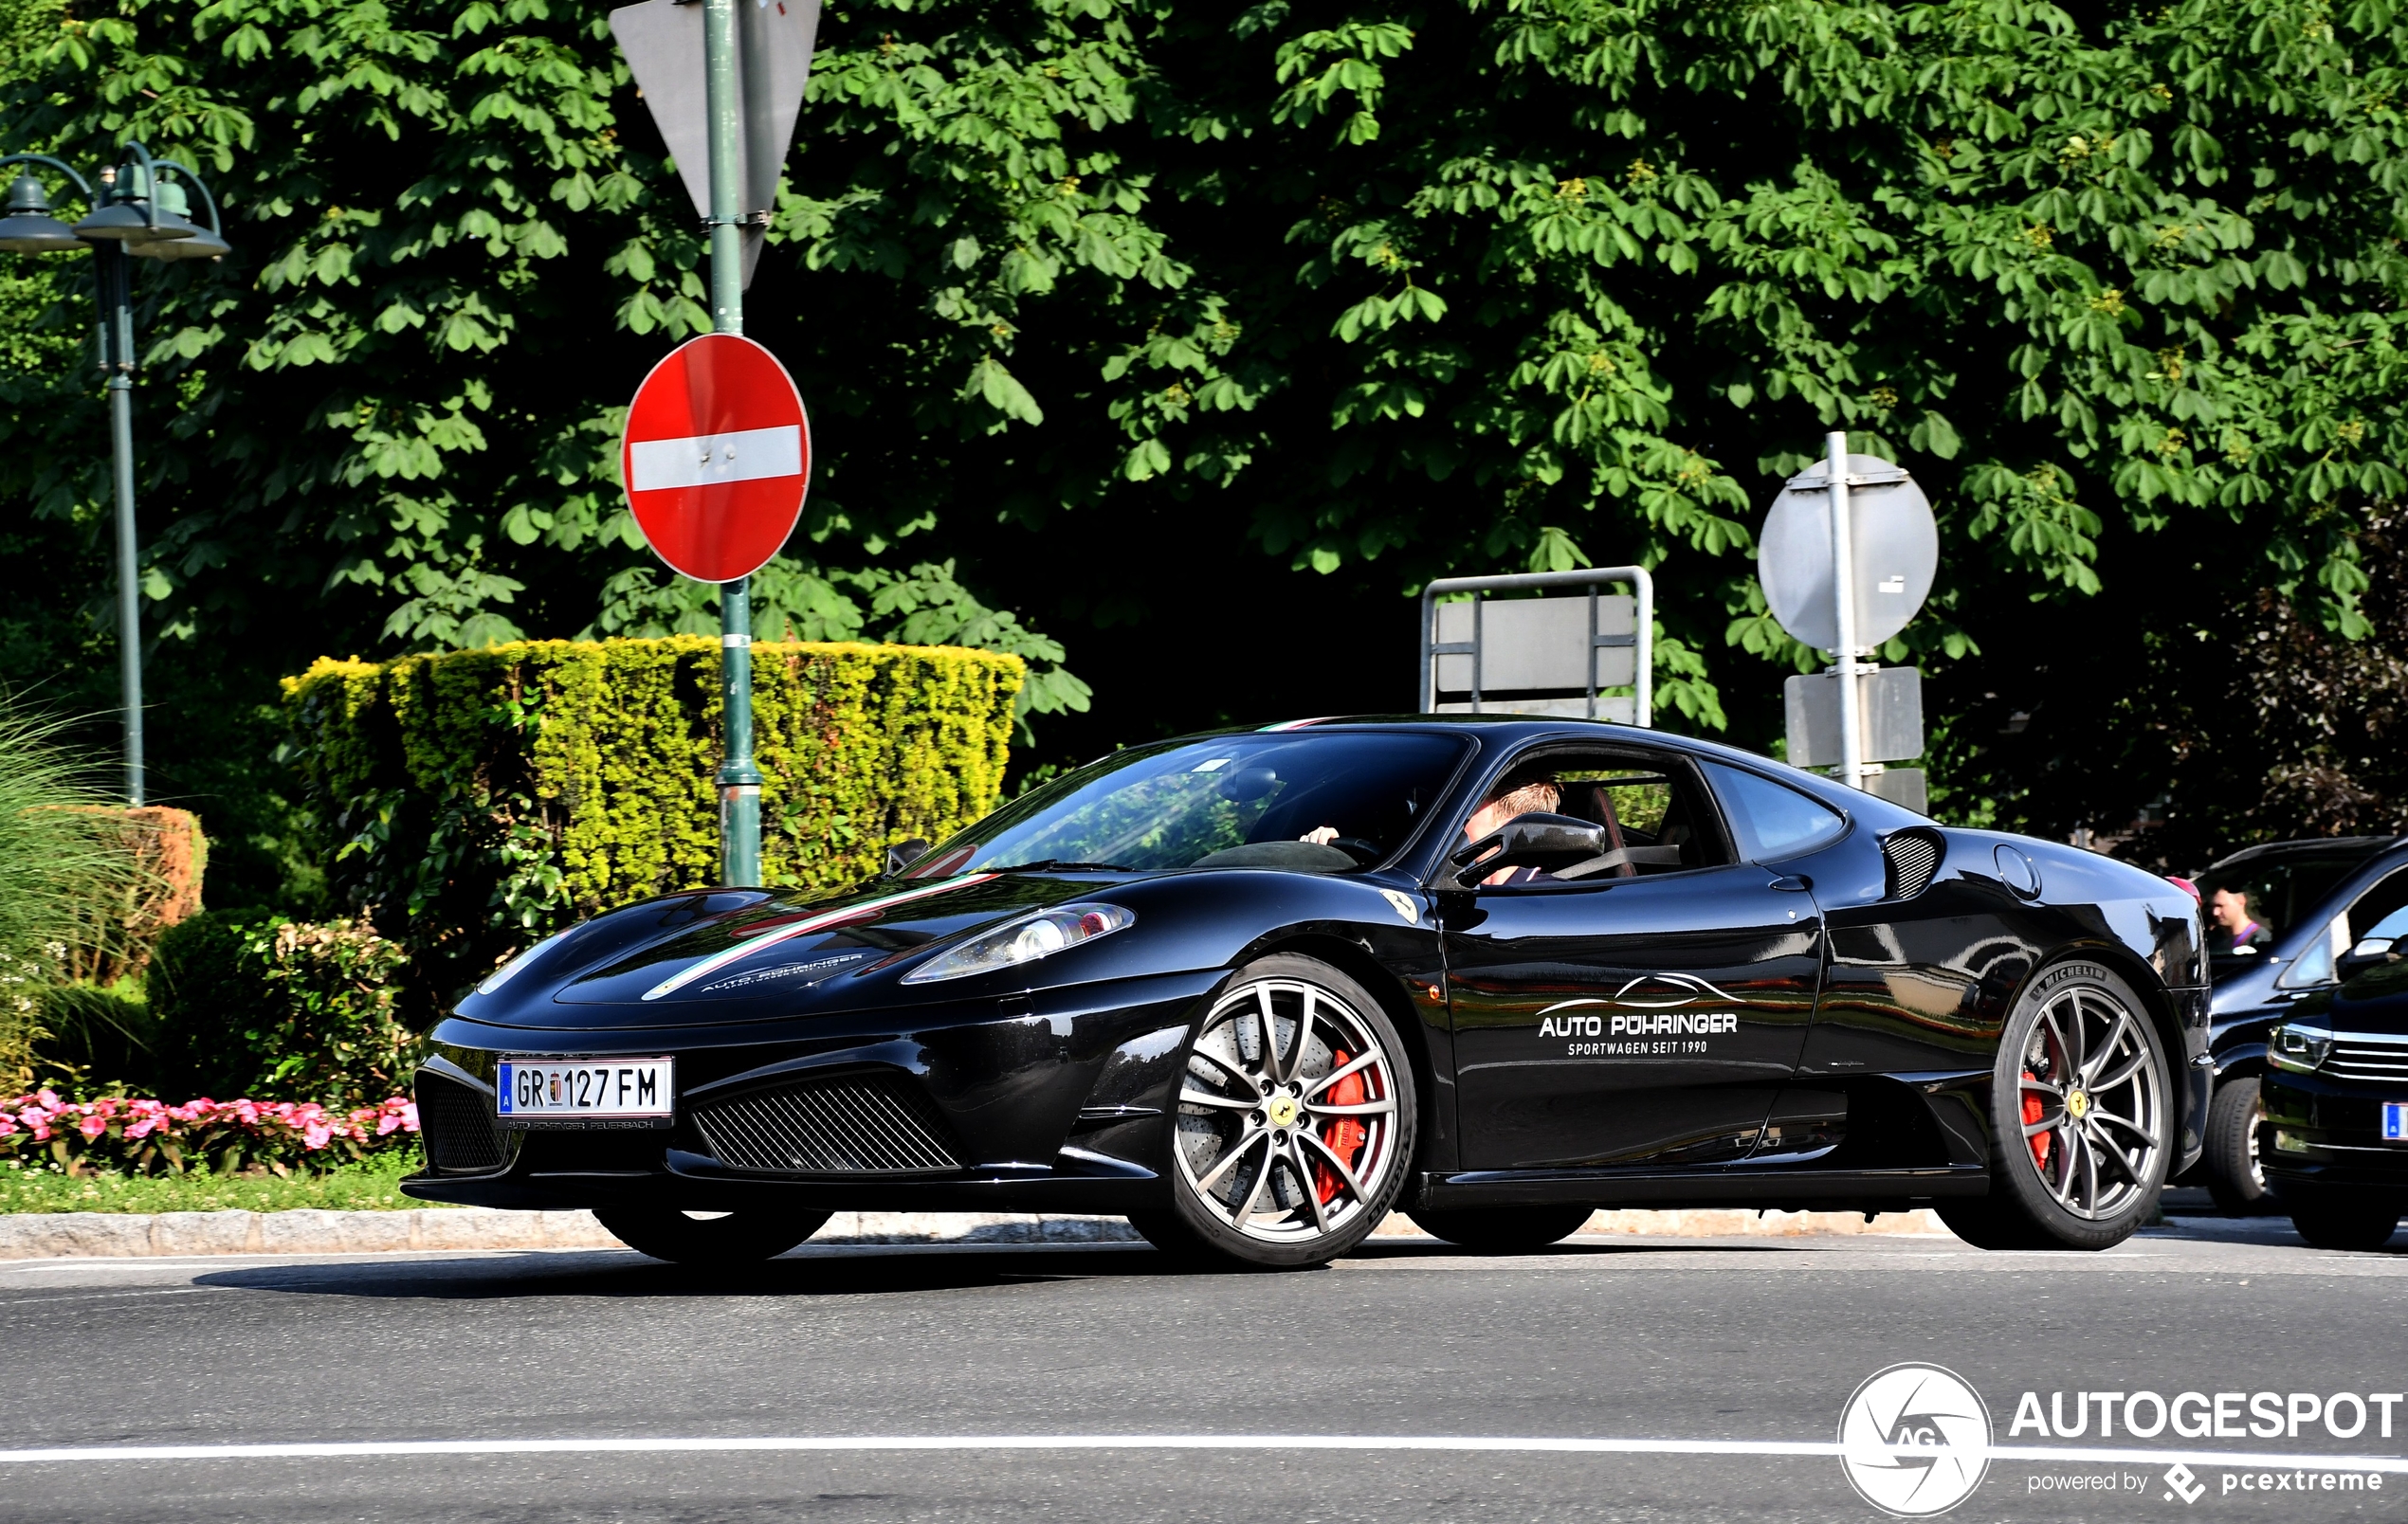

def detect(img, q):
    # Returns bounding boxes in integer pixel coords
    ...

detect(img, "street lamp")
[0,140,230,805]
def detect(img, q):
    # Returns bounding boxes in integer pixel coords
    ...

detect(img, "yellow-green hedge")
[282,638,1022,1018]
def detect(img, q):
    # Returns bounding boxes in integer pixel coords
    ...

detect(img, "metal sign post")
[1416,567,1654,726]
[611,0,820,886]
[1826,431,1863,791]
[1759,437,1939,808]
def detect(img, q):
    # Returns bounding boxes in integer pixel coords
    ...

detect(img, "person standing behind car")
[2210,884,2273,956]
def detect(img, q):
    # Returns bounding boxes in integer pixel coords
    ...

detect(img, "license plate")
[2386,1102,2407,1143]
[496,1056,674,1129]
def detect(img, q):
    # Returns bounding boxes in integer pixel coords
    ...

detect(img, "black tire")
[2289,1202,2401,1252]
[595,1206,831,1264]
[1405,1206,1596,1251]
[1148,953,1418,1269]
[1956,960,2173,1251]
[1934,1196,2052,1250]
[2202,1076,2271,1215]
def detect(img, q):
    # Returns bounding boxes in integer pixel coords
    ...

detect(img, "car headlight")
[902,902,1134,985]
[2269,1021,2332,1074]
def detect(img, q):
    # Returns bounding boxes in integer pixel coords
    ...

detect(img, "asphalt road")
[2,1212,2403,1524]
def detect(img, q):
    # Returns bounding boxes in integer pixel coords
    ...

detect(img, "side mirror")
[885,838,932,876]
[2340,936,2397,980]
[1450,812,1608,880]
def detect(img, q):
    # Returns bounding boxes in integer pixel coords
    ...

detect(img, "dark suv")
[2194,837,2408,1210]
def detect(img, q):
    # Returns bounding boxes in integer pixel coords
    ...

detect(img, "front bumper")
[401,969,1222,1214]
[2259,1069,2408,1206]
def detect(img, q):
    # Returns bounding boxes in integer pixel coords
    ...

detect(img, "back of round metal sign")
[1759,453,1938,651]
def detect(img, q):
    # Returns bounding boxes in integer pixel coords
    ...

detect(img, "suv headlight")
[2269,1021,2332,1074]
[902,902,1134,985]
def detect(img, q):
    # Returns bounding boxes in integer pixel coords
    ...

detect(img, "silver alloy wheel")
[1174,976,1402,1244]
[2015,985,2165,1220]
[2247,1093,2266,1191]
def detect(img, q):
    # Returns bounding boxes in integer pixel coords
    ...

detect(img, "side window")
[2347,869,2408,944]
[1459,750,1734,886]
[2279,917,2345,989]
[1701,762,1848,863]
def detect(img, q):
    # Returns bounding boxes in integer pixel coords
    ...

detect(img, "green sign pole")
[702,0,761,886]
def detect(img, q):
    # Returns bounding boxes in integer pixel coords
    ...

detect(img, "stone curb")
[0,1206,1951,1260]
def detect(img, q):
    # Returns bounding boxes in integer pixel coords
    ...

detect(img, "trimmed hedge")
[283,637,1023,1019]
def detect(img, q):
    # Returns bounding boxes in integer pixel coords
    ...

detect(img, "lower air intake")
[417,1069,511,1173]
[1882,828,1945,900]
[693,1074,966,1174]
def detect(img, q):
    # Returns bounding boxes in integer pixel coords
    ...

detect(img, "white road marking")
[0,1435,2401,1470]
[0,1287,217,1307]
[628,425,803,492]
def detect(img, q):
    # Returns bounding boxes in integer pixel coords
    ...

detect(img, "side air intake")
[1881,828,1945,900]
[416,1068,513,1173]
[692,1073,967,1174]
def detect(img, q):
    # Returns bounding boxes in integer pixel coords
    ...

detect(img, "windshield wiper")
[994,859,1137,874]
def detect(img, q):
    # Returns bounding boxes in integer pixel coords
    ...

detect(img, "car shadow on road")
[186,1233,1813,1301]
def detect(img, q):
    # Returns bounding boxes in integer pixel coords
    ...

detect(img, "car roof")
[2206,836,2406,869]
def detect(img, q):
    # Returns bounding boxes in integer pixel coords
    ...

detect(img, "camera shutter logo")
[1837,1363,1992,1516]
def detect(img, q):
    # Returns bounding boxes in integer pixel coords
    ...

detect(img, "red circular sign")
[620,334,811,584]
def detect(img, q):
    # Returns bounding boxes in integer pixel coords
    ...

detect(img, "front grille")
[2327,1038,2408,1083]
[692,1073,966,1174]
[416,1069,511,1173]
[1882,828,1945,899]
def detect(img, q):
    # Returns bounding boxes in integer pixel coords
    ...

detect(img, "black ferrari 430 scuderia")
[404,717,2208,1267]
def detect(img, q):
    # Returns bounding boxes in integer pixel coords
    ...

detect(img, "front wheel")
[2202,1076,2271,1214]
[1945,961,2172,1252]
[2288,1202,2401,1252]
[1141,954,1417,1269]
[1405,1206,1596,1251]
[595,1206,831,1264]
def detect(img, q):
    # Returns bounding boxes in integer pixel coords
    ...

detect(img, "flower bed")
[0,1092,418,1176]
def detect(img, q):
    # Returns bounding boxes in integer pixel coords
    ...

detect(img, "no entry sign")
[620,334,811,583]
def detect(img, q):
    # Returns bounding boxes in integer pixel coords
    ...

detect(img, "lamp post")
[0,141,230,805]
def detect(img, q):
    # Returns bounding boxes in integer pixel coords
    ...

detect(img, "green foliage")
[282,637,1023,1014]
[4,0,2407,844]
[0,701,136,1083]
[146,910,420,1108]
[0,1147,439,1211]
[32,979,158,1094]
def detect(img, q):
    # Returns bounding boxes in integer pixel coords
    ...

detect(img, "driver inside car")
[1299,775,1563,886]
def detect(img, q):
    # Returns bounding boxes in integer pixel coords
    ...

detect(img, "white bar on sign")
[629,424,803,491]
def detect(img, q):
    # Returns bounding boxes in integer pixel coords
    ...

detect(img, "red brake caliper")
[2021,1070,2052,1170]
[1313,1051,1369,1204]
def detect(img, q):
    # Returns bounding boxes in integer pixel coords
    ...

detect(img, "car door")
[1443,746,1828,1172]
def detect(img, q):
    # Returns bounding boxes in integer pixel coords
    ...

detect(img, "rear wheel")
[2202,1076,2271,1215]
[1942,961,2171,1252]
[1405,1206,1596,1251]
[2288,1202,2401,1252]
[1140,954,1416,1269]
[595,1206,831,1264]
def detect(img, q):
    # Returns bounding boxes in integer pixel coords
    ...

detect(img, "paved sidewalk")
[0,1205,1950,1259]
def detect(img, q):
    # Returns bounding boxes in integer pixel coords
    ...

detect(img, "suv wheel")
[2202,1076,2271,1214]
[2288,1202,2400,1252]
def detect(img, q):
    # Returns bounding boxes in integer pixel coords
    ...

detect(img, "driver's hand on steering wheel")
[1299,826,1340,845]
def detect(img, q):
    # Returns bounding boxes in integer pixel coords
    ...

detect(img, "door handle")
[1769,875,1812,893]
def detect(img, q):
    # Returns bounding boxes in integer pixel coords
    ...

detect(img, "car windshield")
[903,732,1472,877]
[2196,848,2381,966]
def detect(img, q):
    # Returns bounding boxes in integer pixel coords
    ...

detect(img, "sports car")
[403,717,2208,1266]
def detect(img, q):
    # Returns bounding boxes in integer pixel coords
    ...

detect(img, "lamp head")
[0,172,83,253]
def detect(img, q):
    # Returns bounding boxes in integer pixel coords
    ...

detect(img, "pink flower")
[78,1114,107,1139]
[301,1122,333,1150]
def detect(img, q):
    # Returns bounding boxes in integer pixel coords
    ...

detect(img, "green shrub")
[0,703,139,1086]
[147,911,421,1109]
[31,982,161,1097]
[283,637,1022,1019]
